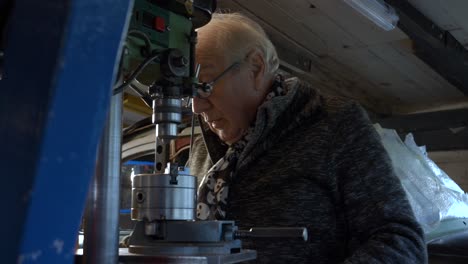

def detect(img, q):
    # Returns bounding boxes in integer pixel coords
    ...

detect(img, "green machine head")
[117,0,216,141]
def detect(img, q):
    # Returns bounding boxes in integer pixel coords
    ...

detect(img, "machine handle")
[235,227,308,242]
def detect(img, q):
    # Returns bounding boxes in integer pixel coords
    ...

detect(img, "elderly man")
[189,13,427,263]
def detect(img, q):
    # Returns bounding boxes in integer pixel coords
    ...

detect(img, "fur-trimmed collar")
[198,77,324,172]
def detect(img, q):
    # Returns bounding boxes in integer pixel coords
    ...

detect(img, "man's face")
[192,52,261,144]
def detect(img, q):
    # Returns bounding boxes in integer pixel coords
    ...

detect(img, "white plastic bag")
[374,124,468,233]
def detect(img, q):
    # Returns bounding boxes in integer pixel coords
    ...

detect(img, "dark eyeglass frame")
[196,62,241,98]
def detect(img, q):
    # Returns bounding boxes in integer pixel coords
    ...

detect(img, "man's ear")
[246,49,267,91]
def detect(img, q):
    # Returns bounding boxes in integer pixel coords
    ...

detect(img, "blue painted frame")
[0,0,134,262]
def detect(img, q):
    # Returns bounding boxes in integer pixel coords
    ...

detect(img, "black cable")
[189,111,196,165]
[113,52,160,95]
[127,29,152,56]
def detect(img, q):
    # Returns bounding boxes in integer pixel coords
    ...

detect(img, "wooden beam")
[392,98,468,114]
[411,129,468,151]
[386,0,468,96]
[375,108,468,132]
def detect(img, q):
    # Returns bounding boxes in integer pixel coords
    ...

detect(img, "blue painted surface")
[0,1,71,260]
[124,160,155,166]
[0,0,133,263]
[120,209,132,214]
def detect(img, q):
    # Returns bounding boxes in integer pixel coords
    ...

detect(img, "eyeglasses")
[195,62,240,98]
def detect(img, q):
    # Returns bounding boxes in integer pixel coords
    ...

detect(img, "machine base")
[75,248,257,264]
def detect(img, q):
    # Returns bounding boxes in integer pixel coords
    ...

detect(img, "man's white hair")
[197,12,279,77]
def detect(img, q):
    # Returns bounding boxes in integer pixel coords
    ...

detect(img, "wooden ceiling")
[217,0,468,115]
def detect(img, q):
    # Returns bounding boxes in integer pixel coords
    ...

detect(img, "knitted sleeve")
[330,103,427,263]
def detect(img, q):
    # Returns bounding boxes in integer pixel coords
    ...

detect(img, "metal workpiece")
[132,173,197,221]
[84,93,124,263]
[127,170,256,263]
[132,200,195,221]
[235,227,309,242]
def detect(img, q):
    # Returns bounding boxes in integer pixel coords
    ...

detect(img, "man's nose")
[192,96,211,114]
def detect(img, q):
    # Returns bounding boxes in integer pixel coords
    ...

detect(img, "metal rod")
[189,112,196,164]
[188,62,200,165]
[84,92,123,263]
[189,30,197,78]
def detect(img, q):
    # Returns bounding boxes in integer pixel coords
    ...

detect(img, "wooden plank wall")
[430,150,468,192]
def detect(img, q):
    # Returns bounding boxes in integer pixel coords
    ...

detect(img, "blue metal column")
[0,0,134,263]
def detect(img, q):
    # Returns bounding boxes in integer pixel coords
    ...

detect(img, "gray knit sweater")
[189,77,427,263]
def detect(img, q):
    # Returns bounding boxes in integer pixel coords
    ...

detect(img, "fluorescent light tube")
[344,0,399,31]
